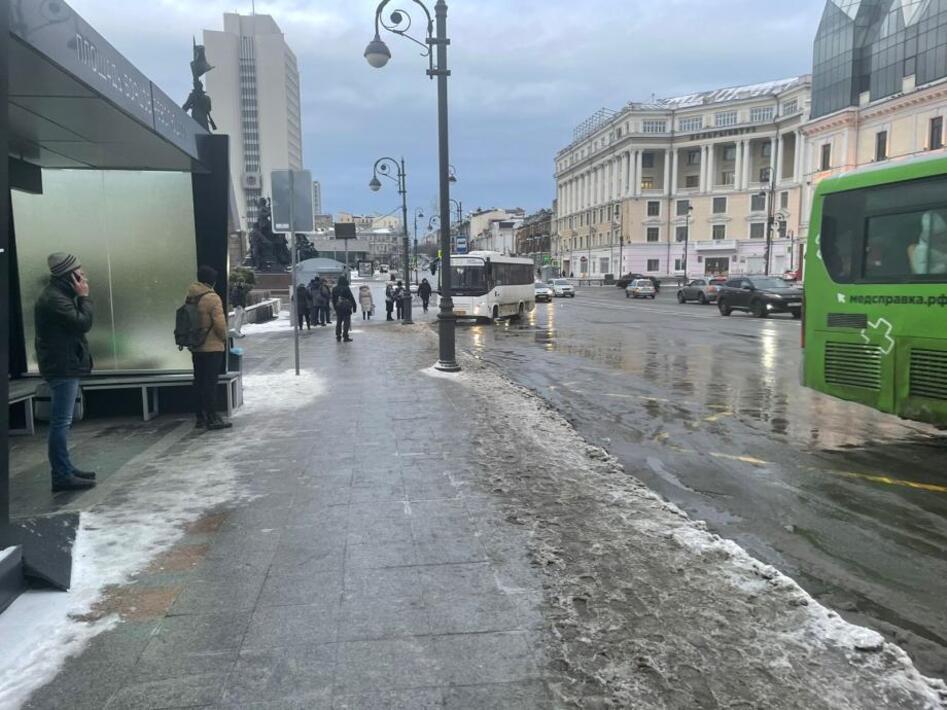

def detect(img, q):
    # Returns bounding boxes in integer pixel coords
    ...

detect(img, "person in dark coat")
[418,278,433,313]
[385,276,396,321]
[307,278,321,325]
[332,276,357,342]
[294,283,312,330]
[313,278,332,326]
[34,253,96,492]
[394,281,406,320]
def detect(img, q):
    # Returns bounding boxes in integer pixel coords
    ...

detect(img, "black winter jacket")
[332,283,357,313]
[34,278,94,378]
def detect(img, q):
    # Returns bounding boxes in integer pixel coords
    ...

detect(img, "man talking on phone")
[35,253,96,492]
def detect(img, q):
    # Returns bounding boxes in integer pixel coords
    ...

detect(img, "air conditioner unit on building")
[243,173,262,189]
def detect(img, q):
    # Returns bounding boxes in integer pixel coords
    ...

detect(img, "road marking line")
[704,411,733,423]
[821,469,947,495]
[710,452,769,466]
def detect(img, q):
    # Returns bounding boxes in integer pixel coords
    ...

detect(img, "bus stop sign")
[456,236,468,254]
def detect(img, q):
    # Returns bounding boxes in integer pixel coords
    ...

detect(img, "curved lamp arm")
[370,156,404,192]
[369,0,435,73]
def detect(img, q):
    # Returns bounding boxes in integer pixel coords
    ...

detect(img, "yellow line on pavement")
[704,411,733,423]
[822,469,947,495]
[710,452,770,466]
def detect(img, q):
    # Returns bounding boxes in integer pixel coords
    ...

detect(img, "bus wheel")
[791,309,802,320]
[718,300,731,317]
[511,303,525,321]
[751,300,769,318]
[492,305,500,322]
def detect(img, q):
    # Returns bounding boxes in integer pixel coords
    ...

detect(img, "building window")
[676,200,691,216]
[679,116,703,132]
[761,142,772,159]
[647,259,660,272]
[750,222,765,239]
[642,120,667,134]
[713,197,727,214]
[647,227,660,242]
[820,143,832,171]
[715,111,738,127]
[674,258,685,271]
[642,152,655,169]
[641,177,655,190]
[751,193,767,212]
[687,150,701,166]
[600,257,610,273]
[647,201,660,217]
[723,146,737,161]
[712,224,727,240]
[760,168,772,184]
[778,220,787,239]
[782,99,798,115]
[721,171,735,186]
[930,116,944,150]
[676,226,688,242]
[780,191,789,209]
[875,131,888,162]
[615,204,621,217]
[750,106,774,123]
[685,175,700,188]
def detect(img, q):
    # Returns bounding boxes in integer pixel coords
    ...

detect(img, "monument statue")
[246,198,292,272]
[183,41,216,131]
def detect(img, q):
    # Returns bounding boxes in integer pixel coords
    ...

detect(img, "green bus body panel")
[803,154,947,426]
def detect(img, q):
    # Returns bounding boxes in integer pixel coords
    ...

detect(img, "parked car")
[677,278,724,304]
[534,282,554,302]
[626,279,656,299]
[616,273,660,291]
[548,279,576,298]
[716,276,803,318]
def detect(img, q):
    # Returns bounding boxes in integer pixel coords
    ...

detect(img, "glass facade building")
[811,0,947,119]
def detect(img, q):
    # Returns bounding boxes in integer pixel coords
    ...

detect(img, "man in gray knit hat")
[34,253,96,492]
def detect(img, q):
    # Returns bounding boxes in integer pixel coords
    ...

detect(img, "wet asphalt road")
[457,286,947,679]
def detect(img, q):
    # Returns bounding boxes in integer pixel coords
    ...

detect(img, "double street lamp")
[365,0,459,371]
[370,156,412,323]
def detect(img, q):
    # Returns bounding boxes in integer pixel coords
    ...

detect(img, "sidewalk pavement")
[2,312,945,709]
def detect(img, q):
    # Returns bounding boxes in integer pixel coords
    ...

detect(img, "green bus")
[803,153,947,427]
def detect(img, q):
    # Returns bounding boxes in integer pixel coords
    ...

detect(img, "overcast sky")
[75,0,827,218]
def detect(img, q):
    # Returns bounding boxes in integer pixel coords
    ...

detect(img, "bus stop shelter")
[1,0,231,611]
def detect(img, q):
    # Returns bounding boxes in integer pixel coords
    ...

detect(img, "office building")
[204,13,303,232]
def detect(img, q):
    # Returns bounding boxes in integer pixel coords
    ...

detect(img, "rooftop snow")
[626,76,811,112]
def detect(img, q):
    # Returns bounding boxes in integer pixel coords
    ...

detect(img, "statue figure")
[183,41,216,131]
[245,197,292,271]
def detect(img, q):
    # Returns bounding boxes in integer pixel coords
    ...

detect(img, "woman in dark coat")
[418,278,433,313]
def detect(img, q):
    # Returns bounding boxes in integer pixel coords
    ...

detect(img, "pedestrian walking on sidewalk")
[294,283,312,330]
[186,266,232,431]
[332,276,357,342]
[418,278,432,313]
[394,281,406,320]
[313,278,332,326]
[358,284,375,320]
[307,278,320,325]
[385,276,396,321]
[35,252,96,492]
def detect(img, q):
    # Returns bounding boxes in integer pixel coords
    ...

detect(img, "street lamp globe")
[369,176,382,192]
[364,35,391,68]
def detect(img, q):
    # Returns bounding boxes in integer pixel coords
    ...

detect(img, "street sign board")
[455,236,468,254]
[271,170,313,232]
[334,223,357,239]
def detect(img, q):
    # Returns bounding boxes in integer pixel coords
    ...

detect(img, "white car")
[549,279,575,298]
[626,279,656,299]
[534,282,554,302]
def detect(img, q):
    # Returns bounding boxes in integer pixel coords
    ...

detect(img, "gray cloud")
[72,0,826,216]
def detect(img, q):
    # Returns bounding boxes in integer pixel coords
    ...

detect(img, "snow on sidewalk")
[448,352,947,709]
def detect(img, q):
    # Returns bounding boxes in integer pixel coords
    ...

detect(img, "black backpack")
[174,292,211,351]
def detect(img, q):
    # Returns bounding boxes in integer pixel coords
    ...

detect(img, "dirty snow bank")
[0,369,327,709]
[454,357,947,709]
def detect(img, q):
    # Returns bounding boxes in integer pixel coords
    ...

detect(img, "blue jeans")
[47,377,79,481]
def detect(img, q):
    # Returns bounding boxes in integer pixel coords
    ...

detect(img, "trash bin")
[604,273,615,285]
[228,346,244,373]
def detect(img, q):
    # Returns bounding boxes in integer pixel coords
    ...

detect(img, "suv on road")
[716,276,803,318]
[677,277,726,304]
[626,279,656,299]
[616,273,660,291]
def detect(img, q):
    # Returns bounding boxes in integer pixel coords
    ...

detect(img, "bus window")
[820,209,857,283]
[864,210,947,279]
[908,211,947,276]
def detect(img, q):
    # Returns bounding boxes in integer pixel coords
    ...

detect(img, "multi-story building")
[468,208,525,254]
[515,209,553,269]
[311,180,322,220]
[554,77,812,280]
[204,13,303,232]
[801,0,947,236]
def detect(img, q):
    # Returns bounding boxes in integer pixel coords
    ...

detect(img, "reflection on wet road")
[461,287,947,678]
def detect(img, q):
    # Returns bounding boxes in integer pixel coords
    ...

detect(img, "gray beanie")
[48,252,81,277]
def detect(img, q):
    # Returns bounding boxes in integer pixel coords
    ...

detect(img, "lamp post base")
[402,294,413,325]
[435,297,461,372]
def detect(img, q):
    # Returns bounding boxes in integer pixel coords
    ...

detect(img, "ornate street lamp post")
[365,0,459,371]
[413,207,425,283]
[370,157,412,324]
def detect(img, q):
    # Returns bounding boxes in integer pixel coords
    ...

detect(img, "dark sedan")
[716,276,803,318]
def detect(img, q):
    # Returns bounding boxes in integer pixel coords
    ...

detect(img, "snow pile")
[454,356,947,709]
[0,369,328,709]
[240,310,292,335]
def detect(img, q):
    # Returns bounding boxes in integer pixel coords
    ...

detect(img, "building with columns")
[554,77,812,280]
[801,0,947,238]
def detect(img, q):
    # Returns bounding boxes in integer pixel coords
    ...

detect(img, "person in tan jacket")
[188,265,231,430]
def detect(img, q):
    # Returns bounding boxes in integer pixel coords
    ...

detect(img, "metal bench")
[7,380,38,436]
[80,372,243,422]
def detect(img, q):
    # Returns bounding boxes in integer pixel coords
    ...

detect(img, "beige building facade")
[554,77,812,280]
